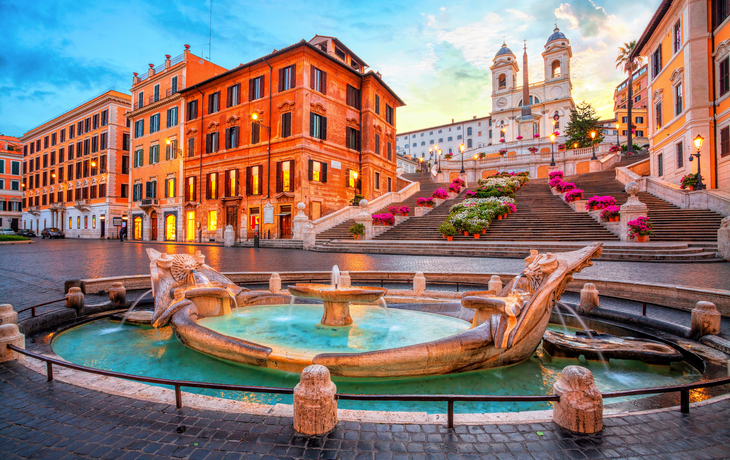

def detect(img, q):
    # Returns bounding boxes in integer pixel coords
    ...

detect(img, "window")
[636,116,644,124]
[148,145,159,164]
[69,125,75,139]
[134,119,144,138]
[375,94,380,115]
[246,165,262,195]
[347,169,358,188]
[249,208,260,230]
[447,137,452,142]
[651,45,663,78]
[100,132,107,150]
[99,183,106,197]
[655,102,663,129]
[100,155,107,173]
[387,177,392,192]
[421,141,425,146]
[675,83,683,116]
[84,117,91,132]
[279,65,295,91]
[101,109,109,127]
[249,76,265,100]
[636,130,644,137]
[429,140,434,145]
[206,172,218,199]
[498,74,506,89]
[224,169,239,197]
[208,92,220,114]
[51,133,56,146]
[227,83,241,107]
[276,160,294,192]
[30,143,34,154]
[657,153,663,176]
[91,136,98,153]
[310,113,327,140]
[673,20,681,53]
[346,127,360,150]
[375,172,380,190]
[171,76,178,94]
[457,135,462,140]
[166,107,178,127]
[137,91,144,109]
[83,160,89,177]
[150,114,160,133]
[121,155,129,174]
[281,112,292,138]
[165,140,178,160]
[467,127,472,135]
[43,154,48,168]
[133,182,143,201]
[622,116,628,123]
[346,85,361,109]
[84,138,90,155]
[722,126,730,157]
[386,105,394,124]
[387,142,392,160]
[251,122,260,144]
[122,133,130,151]
[185,176,197,201]
[67,164,72,180]
[676,142,684,168]
[208,210,218,231]
[90,157,97,176]
[44,136,49,148]
[188,138,195,158]
[225,127,239,149]
[11,161,19,175]
[308,160,327,183]
[153,84,160,102]
[206,132,219,153]
[187,100,198,121]
[134,149,143,168]
[164,177,176,198]
[374,134,380,155]
[75,161,82,179]
[92,114,99,130]
[310,66,326,94]
[467,138,473,148]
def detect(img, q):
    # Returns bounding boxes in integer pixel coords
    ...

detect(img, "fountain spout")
[331,265,341,290]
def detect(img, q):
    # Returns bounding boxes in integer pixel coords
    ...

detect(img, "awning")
[274,212,291,216]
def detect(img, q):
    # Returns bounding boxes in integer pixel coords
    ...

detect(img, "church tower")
[541,26,573,135]
[490,43,519,95]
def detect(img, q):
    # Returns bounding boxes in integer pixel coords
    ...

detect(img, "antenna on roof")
[208,0,213,60]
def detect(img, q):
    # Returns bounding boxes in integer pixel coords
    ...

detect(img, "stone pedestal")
[414,206,432,217]
[589,159,601,172]
[553,366,603,434]
[568,200,588,213]
[65,287,85,314]
[355,200,374,240]
[109,282,126,308]
[551,187,560,195]
[488,275,502,293]
[458,174,468,187]
[224,225,235,247]
[718,217,730,261]
[578,283,599,314]
[0,304,18,326]
[447,191,459,200]
[303,224,316,250]
[269,273,281,294]
[0,324,24,362]
[293,365,338,435]
[618,182,648,242]
[690,301,721,340]
[413,272,426,296]
[292,202,309,240]
[339,272,351,288]
[432,197,445,207]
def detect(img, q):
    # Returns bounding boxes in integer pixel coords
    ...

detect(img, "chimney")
[473,115,476,119]
[148,63,155,78]
[452,118,454,123]
[165,54,171,69]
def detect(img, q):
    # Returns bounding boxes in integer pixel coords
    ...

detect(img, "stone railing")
[310,179,420,234]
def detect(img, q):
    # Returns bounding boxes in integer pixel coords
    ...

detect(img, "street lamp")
[615,122,620,146]
[590,131,597,160]
[437,149,443,174]
[459,143,465,173]
[689,135,706,190]
[550,133,556,166]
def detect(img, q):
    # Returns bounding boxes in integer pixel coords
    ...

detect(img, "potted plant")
[558,143,566,151]
[609,144,621,154]
[469,222,483,239]
[528,146,538,154]
[558,181,577,193]
[549,171,564,180]
[534,133,540,139]
[601,205,620,222]
[564,189,584,202]
[449,182,462,193]
[432,188,449,199]
[465,190,477,198]
[388,206,399,214]
[516,135,523,140]
[500,138,506,143]
[444,153,453,160]
[505,202,517,214]
[399,205,411,216]
[628,216,653,242]
[680,173,699,191]
[478,152,487,159]
[498,148,508,155]
[416,197,434,207]
[349,222,365,239]
[438,222,457,241]
[350,194,365,206]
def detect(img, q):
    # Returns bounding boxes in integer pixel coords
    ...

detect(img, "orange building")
[20,90,132,237]
[126,46,226,241]
[614,64,649,141]
[0,135,23,230]
[180,35,404,242]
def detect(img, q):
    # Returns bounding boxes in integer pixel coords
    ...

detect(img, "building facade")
[396,115,492,161]
[126,46,226,241]
[633,0,730,189]
[0,135,23,230]
[180,36,404,242]
[20,90,132,237]
[614,64,649,141]
[396,154,419,174]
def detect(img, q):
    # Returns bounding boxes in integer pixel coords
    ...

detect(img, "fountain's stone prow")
[553,366,603,434]
[293,365,337,435]
[542,330,683,364]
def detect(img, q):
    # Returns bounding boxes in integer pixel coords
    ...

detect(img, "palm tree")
[616,41,645,153]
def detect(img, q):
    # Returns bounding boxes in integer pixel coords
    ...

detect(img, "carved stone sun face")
[170,254,202,282]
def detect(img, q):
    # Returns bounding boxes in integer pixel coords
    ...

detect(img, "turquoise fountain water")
[52,316,701,414]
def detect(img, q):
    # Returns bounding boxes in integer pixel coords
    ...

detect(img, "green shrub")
[349,222,365,235]
[438,222,457,236]
[0,235,29,242]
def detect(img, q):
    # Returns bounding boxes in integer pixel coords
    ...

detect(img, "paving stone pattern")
[2,361,730,460]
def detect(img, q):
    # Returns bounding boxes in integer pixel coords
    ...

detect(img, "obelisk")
[519,41,535,138]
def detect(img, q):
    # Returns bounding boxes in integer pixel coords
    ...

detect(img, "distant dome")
[546,27,567,44]
[495,43,514,58]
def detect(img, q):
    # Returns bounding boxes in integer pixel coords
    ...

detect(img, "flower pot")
[502,214,507,219]
[481,228,486,234]
[442,234,445,239]
[610,216,619,222]
[446,236,453,241]
[592,206,599,211]
[635,235,648,243]
[463,231,469,236]
[497,215,503,220]
[474,234,480,239]
[688,186,694,191]
[353,235,359,240]
[402,213,409,217]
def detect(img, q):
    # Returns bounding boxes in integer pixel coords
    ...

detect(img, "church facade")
[489,27,575,143]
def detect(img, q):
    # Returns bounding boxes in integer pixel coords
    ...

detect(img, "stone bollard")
[690,301,721,340]
[619,182,648,242]
[488,275,502,294]
[578,283,600,314]
[224,225,235,247]
[303,223,316,250]
[553,366,603,434]
[718,216,730,261]
[65,287,85,315]
[339,271,351,288]
[0,304,18,326]
[413,272,426,296]
[109,282,126,308]
[269,273,281,294]
[0,324,25,362]
[293,365,338,435]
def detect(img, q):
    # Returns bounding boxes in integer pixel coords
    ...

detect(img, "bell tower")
[490,43,519,96]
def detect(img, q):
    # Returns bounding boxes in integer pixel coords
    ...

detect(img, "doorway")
[165,214,176,241]
[279,205,292,239]
[311,201,322,220]
[150,211,158,240]
[133,216,143,240]
[100,219,105,238]
[186,211,195,241]
[226,206,238,236]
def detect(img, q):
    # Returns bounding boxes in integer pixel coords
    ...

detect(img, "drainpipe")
[195,87,205,242]
[712,22,719,189]
[262,58,273,199]
[359,72,364,197]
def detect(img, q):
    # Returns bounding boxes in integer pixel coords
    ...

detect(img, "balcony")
[50,202,65,211]
[28,206,41,215]
[75,199,91,211]
[140,198,159,209]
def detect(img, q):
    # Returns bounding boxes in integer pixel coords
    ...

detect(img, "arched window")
[551,60,561,78]
[518,96,540,106]
[498,74,506,89]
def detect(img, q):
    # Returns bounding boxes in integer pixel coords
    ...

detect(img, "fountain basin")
[286,284,388,326]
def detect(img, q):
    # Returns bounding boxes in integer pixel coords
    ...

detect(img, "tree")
[565,101,604,148]
[615,40,645,153]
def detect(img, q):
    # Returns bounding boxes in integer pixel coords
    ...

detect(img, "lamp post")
[550,133,556,166]
[459,143,465,173]
[437,148,443,174]
[590,131,597,160]
[689,135,706,190]
[418,157,423,173]
[615,122,620,146]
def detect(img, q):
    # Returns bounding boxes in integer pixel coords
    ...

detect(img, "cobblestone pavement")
[1,239,729,311]
[2,361,730,460]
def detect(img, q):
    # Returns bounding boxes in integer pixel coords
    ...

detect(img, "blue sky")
[0,0,661,137]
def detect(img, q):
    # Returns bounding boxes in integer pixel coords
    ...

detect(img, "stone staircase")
[316,173,447,240]
[566,155,724,242]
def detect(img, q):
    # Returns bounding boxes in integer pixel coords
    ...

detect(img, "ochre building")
[0,135,23,231]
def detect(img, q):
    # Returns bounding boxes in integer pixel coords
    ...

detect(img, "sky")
[0,0,661,137]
